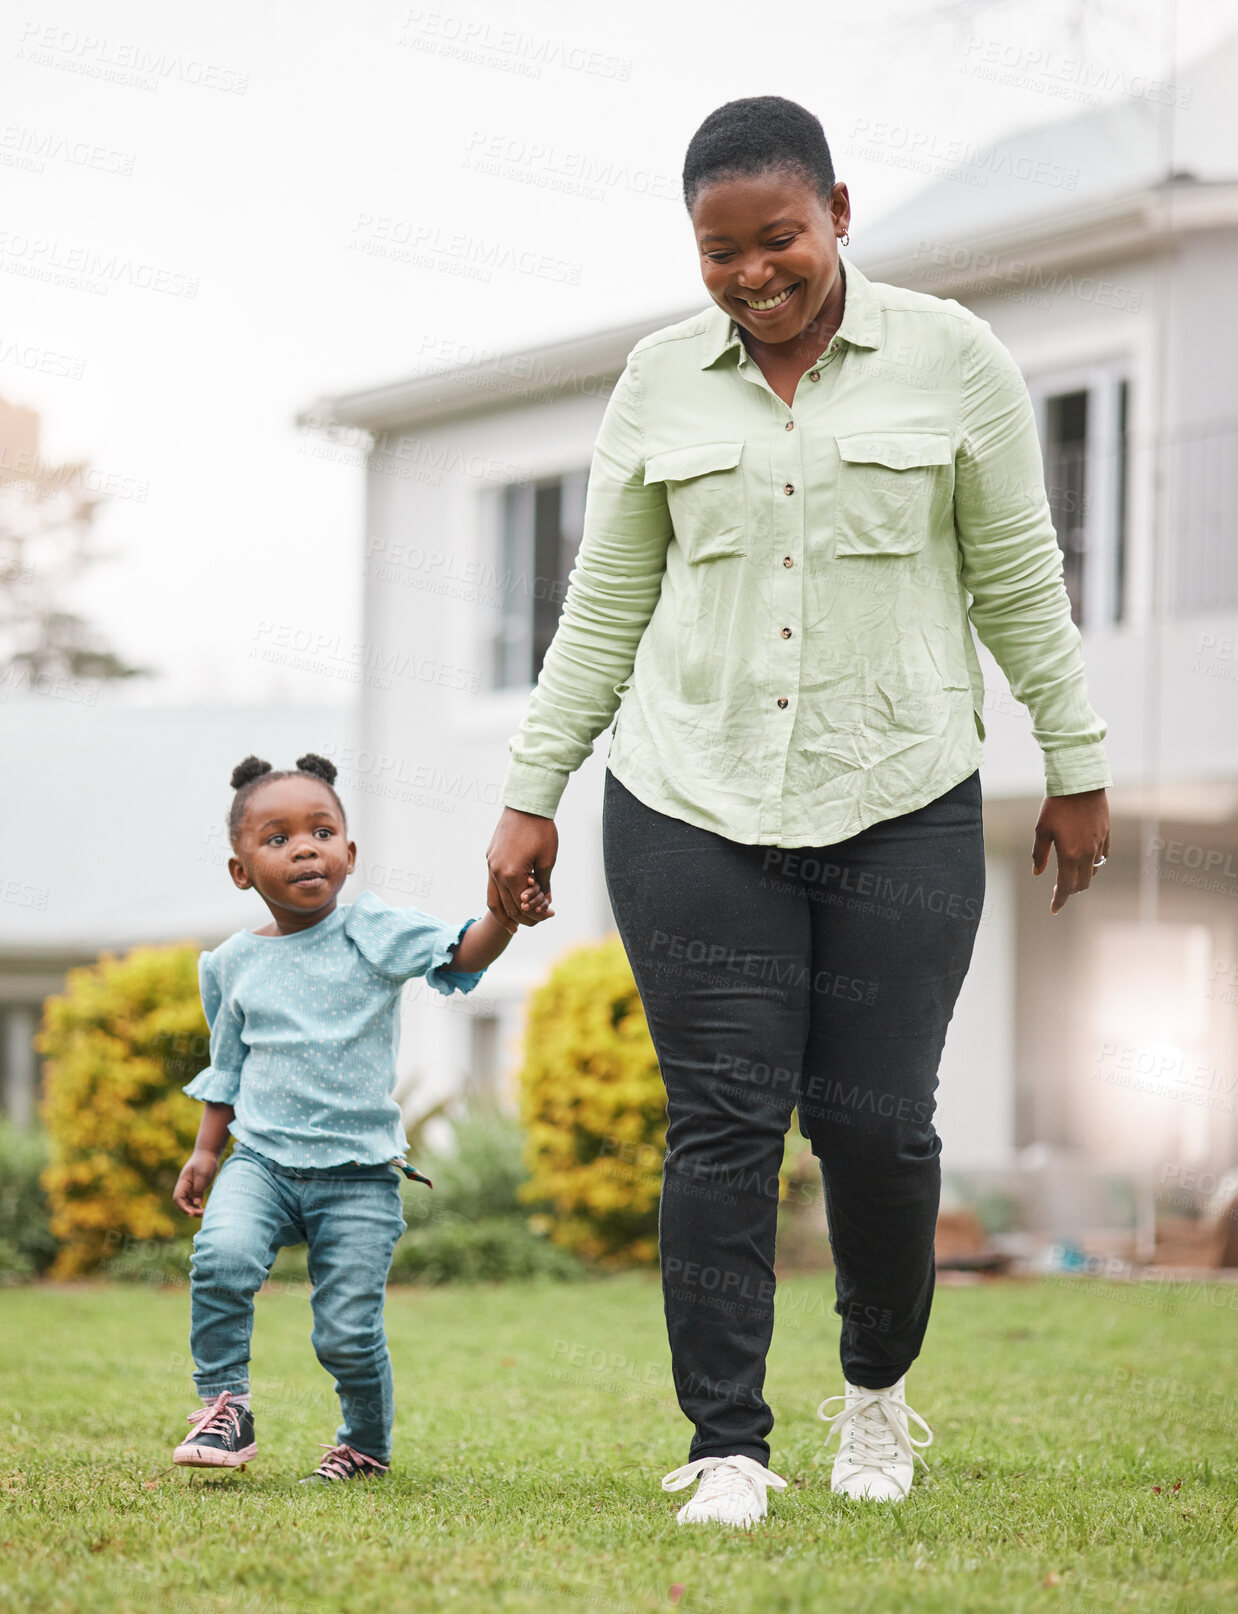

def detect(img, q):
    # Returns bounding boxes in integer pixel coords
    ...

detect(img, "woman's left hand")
[1032,788,1110,914]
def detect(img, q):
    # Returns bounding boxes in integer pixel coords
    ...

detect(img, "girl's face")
[690,167,850,347]
[228,775,356,924]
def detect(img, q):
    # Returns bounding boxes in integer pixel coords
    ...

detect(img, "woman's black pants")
[602,766,986,1466]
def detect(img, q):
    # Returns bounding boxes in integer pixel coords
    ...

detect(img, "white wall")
[354,389,617,1115]
[936,851,1018,1168]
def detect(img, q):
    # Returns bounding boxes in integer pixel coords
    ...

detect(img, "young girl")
[171,752,549,1482]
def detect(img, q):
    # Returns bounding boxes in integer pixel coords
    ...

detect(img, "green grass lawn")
[1,1273,1234,1614]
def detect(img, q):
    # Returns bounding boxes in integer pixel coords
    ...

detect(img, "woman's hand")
[174,1149,221,1217]
[486,807,558,928]
[1032,788,1110,914]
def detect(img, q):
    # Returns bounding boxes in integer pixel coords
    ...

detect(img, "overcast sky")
[4,0,1234,707]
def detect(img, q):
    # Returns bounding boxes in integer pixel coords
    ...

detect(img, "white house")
[301,39,1238,1204]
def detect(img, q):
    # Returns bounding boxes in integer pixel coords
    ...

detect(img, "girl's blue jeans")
[189,1140,406,1463]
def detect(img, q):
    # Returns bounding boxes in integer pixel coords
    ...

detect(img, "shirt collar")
[698,253,882,370]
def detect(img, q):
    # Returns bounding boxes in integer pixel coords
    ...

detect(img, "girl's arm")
[173,1102,234,1217]
[449,879,551,975]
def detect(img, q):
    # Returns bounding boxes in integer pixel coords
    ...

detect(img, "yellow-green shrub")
[517,934,666,1266]
[38,944,209,1276]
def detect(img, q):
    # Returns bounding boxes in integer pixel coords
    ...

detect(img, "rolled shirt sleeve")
[183,950,245,1106]
[954,315,1112,796]
[344,890,485,995]
[501,350,674,818]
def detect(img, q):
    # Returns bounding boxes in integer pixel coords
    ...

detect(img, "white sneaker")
[661,1454,788,1527]
[817,1375,933,1501]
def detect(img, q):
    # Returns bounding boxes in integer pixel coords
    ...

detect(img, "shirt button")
[781,627,792,639]
[809,370,821,382]
[777,697,789,709]
[783,556,794,568]
[785,419,795,431]
[784,483,795,495]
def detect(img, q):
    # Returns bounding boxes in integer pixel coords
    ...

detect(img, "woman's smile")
[735,281,801,315]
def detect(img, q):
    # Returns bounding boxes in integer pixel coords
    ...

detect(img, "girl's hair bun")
[296,752,338,786]
[231,755,273,790]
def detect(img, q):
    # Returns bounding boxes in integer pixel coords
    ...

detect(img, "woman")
[486,96,1111,1527]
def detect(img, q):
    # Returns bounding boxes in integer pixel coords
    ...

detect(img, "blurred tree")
[0,396,147,688]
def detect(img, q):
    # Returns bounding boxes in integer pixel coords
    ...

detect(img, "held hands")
[487,807,559,929]
[1032,788,1110,914]
[173,1148,221,1217]
[451,875,554,972]
[489,875,555,937]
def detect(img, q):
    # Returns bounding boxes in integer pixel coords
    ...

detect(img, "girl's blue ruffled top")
[185,890,484,1168]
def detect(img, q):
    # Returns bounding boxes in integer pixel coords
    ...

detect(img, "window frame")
[484,466,590,696]
[1027,357,1132,630]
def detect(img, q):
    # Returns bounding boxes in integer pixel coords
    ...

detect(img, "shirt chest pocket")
[834,431,953,556]
[644,441,747,563]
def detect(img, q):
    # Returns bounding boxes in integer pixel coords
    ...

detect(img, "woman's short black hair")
[682,96,835,212]
[227,753,346,842]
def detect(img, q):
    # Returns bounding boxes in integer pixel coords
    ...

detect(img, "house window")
[1166,413,1238,617]
[1114,380,1129,626]
[1,1004,41,1128]
[1043,390,1088,624]
[1032,367,1131,629]
[492,470,588,689]
[468,1010,500,1102]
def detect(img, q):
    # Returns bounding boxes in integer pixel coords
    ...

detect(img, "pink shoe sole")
[173,1442,258,1468]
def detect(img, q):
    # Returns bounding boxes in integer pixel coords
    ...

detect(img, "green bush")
[101,1109,590,1288]
[103,1235,194,1285]
[37,944,208,1275]
[404,1106,529,1224]
[388,1214,585,1285]
[517,936,666,1267]
[391,1108,587,1284]
[0,1121,58,1279]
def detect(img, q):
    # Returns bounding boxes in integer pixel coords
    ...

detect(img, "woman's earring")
[840,231,850,246]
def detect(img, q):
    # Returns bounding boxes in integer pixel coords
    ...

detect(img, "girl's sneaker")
[173,1393,257,1468]
[300,1443,390,1484]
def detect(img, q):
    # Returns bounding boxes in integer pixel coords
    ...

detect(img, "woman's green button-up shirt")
[502,255,1112,847]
